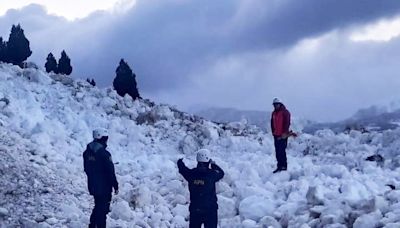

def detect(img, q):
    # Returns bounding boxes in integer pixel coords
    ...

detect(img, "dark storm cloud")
[82,0,400,91]
[3,1,400,90]
[231,0,400,49]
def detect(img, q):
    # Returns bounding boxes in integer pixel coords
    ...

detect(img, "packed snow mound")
[0,63,400,227]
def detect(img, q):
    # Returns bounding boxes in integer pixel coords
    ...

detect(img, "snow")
[239,196,276,221]
[0,63,400,227]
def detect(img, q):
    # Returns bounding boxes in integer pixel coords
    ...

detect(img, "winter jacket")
[83,140,118,196]
[177,160,224,212]
[271,105,291,137]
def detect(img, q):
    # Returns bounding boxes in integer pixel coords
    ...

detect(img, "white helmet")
[93,128,109,139]
[272,98,282,104]
[196,149,211,163]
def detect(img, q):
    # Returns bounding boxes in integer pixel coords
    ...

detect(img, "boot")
[273,167,282,173]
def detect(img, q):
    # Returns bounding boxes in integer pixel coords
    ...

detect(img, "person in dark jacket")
[271,98,291,173]
[83,128,119,228]
[177,149,224,228]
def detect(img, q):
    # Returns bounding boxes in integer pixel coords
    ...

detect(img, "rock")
[386,184,396,190]
[239,196,276,221]
[179,134,201,154]
[242,219,257,228]
[110,200,134,221]
[365,154,384,162]
[171,204,188,218]
[20,218,49,228]
[45,217,58,225]
[353,211,382,228]
[0,97,10,107]
[259,216,281,228]
[171,215,187,228]
[0,208,8,217]
[306,186,324,205]
[50,74,74,86]
[218,195,237,218]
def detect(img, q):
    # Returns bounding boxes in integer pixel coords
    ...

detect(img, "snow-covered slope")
[1,63,400,227]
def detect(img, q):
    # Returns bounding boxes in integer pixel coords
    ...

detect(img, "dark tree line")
[45,50,73,75]
[0,24,32,66]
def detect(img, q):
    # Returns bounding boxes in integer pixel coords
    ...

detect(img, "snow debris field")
[0,63,400,227]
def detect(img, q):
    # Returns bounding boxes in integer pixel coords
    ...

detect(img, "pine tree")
[45,53,58,73]
[0,37,6,63]
[7,24,32,66]
[58,50,73,75]
[113,59,140,100]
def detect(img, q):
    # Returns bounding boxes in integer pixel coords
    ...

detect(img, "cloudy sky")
[1,0,400,122]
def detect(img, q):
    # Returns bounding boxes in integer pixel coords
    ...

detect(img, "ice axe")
[281,130,298,139]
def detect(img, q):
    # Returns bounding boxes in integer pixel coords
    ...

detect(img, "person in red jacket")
[270,98,291,173]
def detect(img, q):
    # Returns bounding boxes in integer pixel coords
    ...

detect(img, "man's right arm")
[177,159,191,180]
[283,110,291,134]
[83,149,88,174]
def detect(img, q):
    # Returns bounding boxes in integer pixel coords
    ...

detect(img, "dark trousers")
[274,136,288,169]
[89,194,111,228]
[189,209,218,228]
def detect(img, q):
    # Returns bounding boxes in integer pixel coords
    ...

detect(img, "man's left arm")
[83,150,88,174]
[211,161,224,181]
[103,151,119,193]
[283,110,291,135]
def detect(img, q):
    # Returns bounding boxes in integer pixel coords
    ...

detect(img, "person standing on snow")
[177,149,224,228]
[83,128,119,228]
[271,98,291,173]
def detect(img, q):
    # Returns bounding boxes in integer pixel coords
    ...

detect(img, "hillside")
[0,63,400,227]
[304,105,400,134]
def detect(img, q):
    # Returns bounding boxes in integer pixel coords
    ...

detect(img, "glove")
[210,159,216,165]
[177,158,185,167]
[290,131,298,137]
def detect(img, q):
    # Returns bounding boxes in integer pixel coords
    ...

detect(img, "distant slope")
[304,105,400,133]
[194,107,270,130]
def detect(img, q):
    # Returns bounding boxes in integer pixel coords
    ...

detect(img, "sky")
[1,0,400,122]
